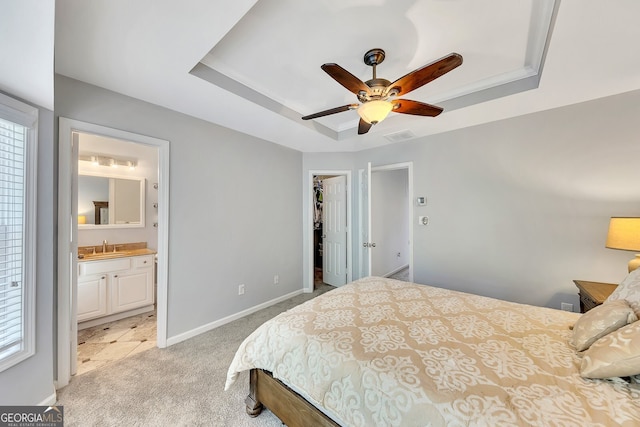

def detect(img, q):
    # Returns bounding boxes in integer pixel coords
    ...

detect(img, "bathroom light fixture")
[79,154,137,170]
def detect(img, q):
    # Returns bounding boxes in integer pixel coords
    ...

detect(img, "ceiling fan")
[302,48,463,135]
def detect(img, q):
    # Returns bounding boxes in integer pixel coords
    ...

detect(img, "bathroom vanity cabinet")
[78,254,154,323]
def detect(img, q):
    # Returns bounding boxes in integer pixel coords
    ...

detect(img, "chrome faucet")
[102,240,108,253]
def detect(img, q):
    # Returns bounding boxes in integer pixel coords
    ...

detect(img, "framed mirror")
[78,173,146,229]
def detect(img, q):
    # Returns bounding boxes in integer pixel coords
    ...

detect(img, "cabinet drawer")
[80,258,131,276]
[133,255,154,268]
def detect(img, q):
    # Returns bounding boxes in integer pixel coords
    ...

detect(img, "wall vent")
[384,130,416,143]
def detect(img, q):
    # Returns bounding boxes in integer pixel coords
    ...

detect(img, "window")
[0,93,37,372]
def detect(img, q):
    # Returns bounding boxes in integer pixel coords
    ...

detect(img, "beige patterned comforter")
[225,277,640,427]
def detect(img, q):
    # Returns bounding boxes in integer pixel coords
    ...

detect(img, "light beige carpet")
[56,284,334,426]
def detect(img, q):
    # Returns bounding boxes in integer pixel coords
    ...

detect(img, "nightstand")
[573,280,618,313]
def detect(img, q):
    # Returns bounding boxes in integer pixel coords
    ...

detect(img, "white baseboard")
[166,289,303,347]
[38,385,57,406]
[384,264,409,278]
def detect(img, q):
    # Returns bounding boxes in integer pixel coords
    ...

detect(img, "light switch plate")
[416,197,426,206]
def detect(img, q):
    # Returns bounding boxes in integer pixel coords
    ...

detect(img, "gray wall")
[55,75,303,338]
[0,99,55,405]
[304,89,640,310]
[371,168,409,276]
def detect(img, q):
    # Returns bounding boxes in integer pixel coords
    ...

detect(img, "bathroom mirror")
[78,173,145,229]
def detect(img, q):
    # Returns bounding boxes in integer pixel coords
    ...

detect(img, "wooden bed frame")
[246,369,340,427]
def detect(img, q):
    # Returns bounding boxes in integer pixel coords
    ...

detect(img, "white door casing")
[359,163,372,278]
[322,175,347,287]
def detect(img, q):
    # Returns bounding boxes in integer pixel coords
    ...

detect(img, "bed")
[225,276,640,426]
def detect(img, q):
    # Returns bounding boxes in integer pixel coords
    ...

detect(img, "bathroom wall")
[77,133,159,250]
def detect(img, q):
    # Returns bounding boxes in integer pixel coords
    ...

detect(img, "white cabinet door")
[110,268,153,314]
[77,274,108,322]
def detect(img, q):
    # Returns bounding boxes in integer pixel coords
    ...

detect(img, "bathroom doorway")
[57,118,170,387]
[75,132,159,375]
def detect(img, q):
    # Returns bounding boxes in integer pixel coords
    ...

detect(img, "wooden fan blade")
[302,104,358,120]
[391,99,443,117]
[321,64,371,96]
[358,119,372,135]
[387,53,463,97]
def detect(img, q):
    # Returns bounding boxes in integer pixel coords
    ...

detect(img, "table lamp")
[605,217,640,272]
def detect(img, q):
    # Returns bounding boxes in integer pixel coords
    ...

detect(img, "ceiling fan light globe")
[358,100,393,125]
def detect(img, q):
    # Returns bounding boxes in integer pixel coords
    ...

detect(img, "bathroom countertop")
[78,248,156,262]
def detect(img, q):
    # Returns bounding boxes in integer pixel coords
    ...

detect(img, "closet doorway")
[309,171,352,290]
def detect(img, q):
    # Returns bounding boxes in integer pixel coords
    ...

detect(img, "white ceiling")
[54,0,640,152]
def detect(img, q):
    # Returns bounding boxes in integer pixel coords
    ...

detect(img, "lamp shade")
[606,217,640,251]
[357,100,393,124]
[78,215,86,224]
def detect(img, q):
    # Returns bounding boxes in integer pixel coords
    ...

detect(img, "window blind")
[0,118,26,361]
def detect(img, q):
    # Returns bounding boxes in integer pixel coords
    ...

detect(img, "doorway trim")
[307,170,352,292]
[56,117,170,388]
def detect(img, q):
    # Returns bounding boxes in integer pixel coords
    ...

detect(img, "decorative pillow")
[606,268,640,317]
[580,321,640,378]
[571,300,637,351]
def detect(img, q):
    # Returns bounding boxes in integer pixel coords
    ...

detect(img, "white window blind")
[0,92,36,372]
[0,118,26,361]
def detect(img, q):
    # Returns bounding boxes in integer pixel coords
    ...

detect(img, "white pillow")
[580,321,640,378]
[606,268,640,317]
[571,300,637,351]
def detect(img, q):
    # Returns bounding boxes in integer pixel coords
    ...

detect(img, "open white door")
[322,175,347,286]
[359,162,373,278]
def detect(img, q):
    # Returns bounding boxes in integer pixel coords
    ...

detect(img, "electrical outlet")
[274,274,279,285]
[561,302,573,312]
[238,284,245,295]
[418,216,429,226]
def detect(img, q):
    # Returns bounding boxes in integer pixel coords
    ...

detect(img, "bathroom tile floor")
[76,309,157,376]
